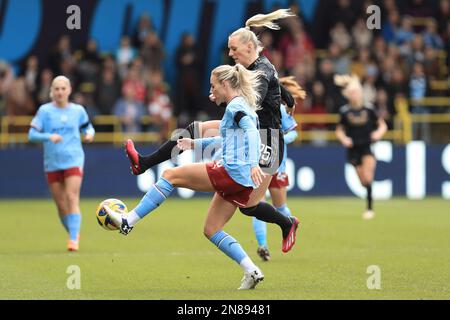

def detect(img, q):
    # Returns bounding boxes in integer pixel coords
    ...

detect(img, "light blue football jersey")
[30,102,95,172]
[220,97,261,187]
[196,97,261,188]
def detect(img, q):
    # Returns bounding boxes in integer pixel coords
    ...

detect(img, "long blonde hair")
[212,64,263,111]
[279,76,307,100]
[229,9,295,54]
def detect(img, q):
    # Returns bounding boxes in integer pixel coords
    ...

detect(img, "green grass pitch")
[0,197,449,300]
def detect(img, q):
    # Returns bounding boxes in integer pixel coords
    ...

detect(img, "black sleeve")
[79,121,91,130]
[256,76,269,105]
[280,84,295,108]
[371,107,380,119]
[234,111,247,125]
[370,108,380,129]
[338,111,346,126]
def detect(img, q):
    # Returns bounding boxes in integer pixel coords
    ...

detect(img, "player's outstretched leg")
[107,163,214,235]
[105,177,174,235]
[125,122,202,175]
[243,176,301,253]
[125,139,144,175]
[242,202,300,253]
[276,204,298,253]
[282,216,299,253]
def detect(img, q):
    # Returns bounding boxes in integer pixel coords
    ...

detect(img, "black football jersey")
[338,104,379,146]
[247,56,282,130]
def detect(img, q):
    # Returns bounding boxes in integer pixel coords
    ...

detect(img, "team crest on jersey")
[61,115,68,123]
[347,110,368,126]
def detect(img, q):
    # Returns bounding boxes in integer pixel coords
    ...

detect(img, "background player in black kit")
[334,75,387,220]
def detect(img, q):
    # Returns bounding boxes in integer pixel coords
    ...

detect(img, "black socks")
[240,202,292,238]
[140,122,200,171]
[367,185,373,211]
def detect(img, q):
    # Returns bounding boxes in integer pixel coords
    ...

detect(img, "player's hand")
[342,137,353,148]
[49,134,62,144]
[177,138,194,151]
[251,166,266,188]
[84,133,94,143]
[286,105,296,116]
[371,131,382,142]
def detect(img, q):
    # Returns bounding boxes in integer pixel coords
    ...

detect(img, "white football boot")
[362,210,375,220]
[103,205,134,235]
[238,268,264,290]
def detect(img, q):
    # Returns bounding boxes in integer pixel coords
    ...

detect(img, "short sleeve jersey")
[30,102,91,171]
[338,104,379,146]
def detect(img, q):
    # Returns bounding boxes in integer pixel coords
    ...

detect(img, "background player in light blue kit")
[28,76,95,251]
[253,77,306,261]
[105,64,268,289]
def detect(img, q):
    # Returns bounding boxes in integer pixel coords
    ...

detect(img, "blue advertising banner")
[1,142,449,199]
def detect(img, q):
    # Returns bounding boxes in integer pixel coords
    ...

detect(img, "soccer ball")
[96,198,128,231]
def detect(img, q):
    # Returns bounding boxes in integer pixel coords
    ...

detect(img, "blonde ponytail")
[212,64,263,111]
[230,8,295,54]
[245,8,295,30]
[279,76,307,100]
[334,74,358,88]
[334,74,363,102]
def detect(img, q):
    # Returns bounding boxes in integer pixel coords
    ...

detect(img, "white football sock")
[126,210,141,226]
[239,257,258,273]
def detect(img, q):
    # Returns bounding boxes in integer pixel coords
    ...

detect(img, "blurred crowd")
[0,0,449,143]
[256,0,450,143]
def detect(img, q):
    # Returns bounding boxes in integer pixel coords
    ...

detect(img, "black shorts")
[258,128,284,175]
[347,144,373,167]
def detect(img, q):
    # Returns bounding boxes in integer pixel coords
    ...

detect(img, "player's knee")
[55,203,68,215]
[203,225,215,239]
[67,198,80,212]
[239,206,257,217]
[169,121,200,143]
[361,178,371,187]
[162,168,179,185]
[162,168,173,181]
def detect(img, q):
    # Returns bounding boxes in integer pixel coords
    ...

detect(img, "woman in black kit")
[335,75,387,220]
[125,9,300,253]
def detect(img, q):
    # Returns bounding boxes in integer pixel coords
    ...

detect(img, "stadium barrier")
[1,95,449,147]
[0,114,176,147]
[0,141,449,199]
